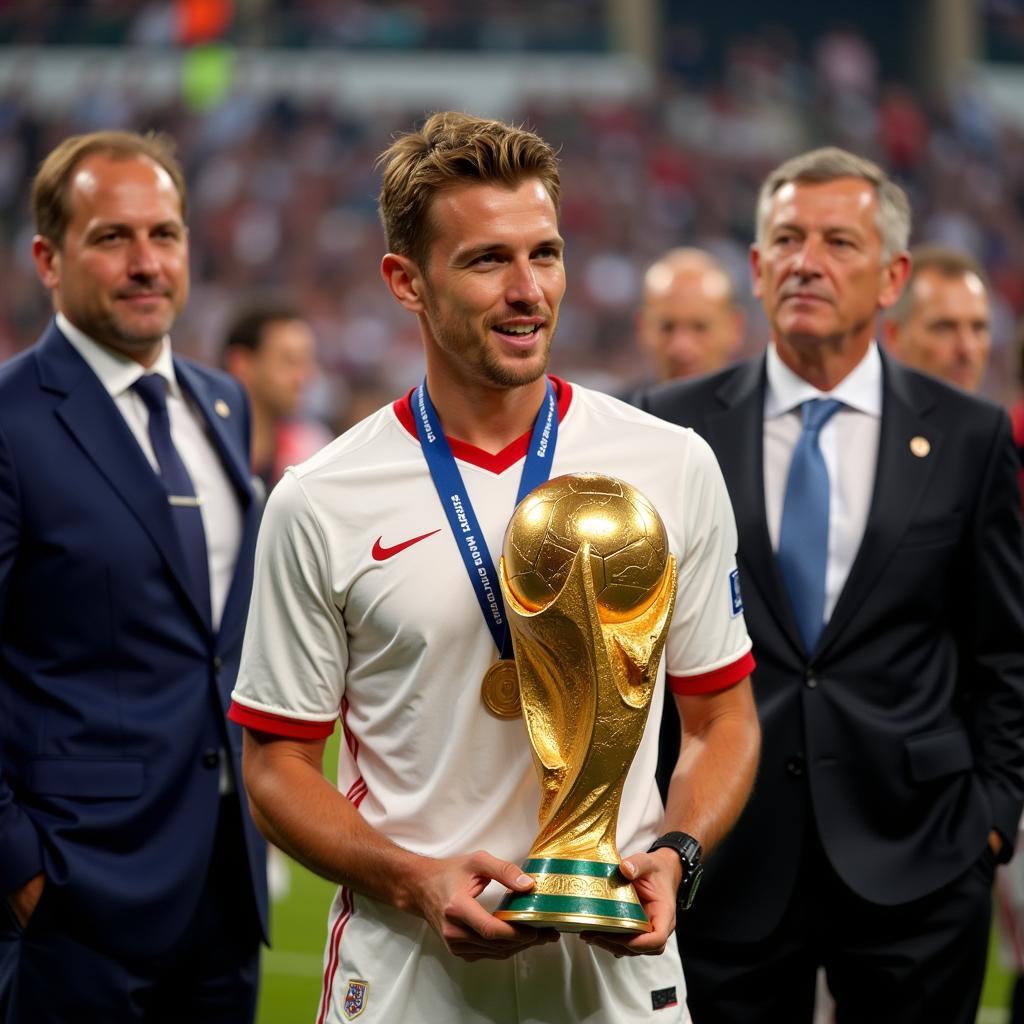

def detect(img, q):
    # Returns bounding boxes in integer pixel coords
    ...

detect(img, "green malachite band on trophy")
[496,854,651,931]
[522,858,624,879]
[498,892,649,922]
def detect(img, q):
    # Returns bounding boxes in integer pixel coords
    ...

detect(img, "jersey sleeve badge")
[729,568,743,617]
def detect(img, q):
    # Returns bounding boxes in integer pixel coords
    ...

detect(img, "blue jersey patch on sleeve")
[729,568,743,617]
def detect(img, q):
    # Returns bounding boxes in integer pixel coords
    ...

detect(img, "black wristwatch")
[648,831,703,912]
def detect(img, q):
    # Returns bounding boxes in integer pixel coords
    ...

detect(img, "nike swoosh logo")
[372,529,442,561]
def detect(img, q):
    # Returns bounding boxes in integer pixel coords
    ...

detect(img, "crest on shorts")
[343,979,368,1019]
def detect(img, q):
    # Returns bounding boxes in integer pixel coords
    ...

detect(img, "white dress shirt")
[763,341,882,622]
[58,313,242,633]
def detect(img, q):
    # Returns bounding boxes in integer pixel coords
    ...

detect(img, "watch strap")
[647,831,703,911]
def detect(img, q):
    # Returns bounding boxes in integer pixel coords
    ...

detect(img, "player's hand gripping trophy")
[493,473,677,933]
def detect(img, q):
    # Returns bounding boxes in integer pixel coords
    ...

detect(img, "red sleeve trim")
[668,650,755,696]
[228,701,336,739]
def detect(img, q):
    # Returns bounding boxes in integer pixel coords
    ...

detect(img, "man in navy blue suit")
[0,131,267,1022]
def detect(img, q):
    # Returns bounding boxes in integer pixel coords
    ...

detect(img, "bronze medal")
[481,659,521,718]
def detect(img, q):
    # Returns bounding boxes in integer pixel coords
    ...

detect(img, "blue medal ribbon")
[413,377,559,658]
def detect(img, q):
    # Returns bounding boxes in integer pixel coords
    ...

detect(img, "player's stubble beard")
[424,296,558,392]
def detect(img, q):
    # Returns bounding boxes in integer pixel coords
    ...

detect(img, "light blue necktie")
[777,398,842,652]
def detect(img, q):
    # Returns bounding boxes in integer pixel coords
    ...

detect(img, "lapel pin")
[214,399,231,419]
[910,436,930,458]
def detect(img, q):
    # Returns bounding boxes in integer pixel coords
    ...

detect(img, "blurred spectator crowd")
[2,9,1024,431]
[0,1,610,52]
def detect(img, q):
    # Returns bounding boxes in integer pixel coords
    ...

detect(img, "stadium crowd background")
[3,1,1024,431]
[3,3,1024,1021]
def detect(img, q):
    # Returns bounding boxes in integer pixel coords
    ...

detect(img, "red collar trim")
[392,376,573,473]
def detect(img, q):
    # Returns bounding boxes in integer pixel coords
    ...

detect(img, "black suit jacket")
[0,323,268,958]
[639,351,1024,942]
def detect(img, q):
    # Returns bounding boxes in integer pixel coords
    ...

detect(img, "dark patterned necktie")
[132,374,211,624]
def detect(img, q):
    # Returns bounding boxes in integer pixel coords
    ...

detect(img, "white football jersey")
[230,379,752,1024]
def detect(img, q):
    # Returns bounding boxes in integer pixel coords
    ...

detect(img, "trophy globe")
[503,474,669,621]
[495,473,677,933]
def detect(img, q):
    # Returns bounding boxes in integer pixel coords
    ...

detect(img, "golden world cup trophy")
[493,473,677,933]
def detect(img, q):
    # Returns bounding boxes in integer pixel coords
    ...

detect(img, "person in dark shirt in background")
[222,300,332,494]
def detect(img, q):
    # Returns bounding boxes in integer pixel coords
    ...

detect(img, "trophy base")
[494,857,652,934]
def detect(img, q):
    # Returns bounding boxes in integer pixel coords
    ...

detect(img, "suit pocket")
[26,759,144,798]
[904,727,973,783]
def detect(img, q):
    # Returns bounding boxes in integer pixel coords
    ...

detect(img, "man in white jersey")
[229,111,760,1024]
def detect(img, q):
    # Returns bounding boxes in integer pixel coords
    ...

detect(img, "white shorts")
[315,888,691,1024]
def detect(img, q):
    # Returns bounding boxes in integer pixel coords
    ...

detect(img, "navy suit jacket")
[639,351,1024,942]
[0,323,268,958]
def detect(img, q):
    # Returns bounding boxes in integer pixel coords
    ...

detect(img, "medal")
[481,659,522,718]
[413,378,559,714]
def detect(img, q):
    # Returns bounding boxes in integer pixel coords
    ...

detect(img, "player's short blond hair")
[377,111,561,268]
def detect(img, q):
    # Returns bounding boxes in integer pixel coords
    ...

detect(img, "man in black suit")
[639,147,1024,1024]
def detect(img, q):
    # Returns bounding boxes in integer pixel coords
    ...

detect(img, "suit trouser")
[0,797,262,1024]
[678,825,993,1024]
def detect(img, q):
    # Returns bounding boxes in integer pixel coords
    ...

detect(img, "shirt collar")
[764,340,882,420]
[57,312,178,400]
